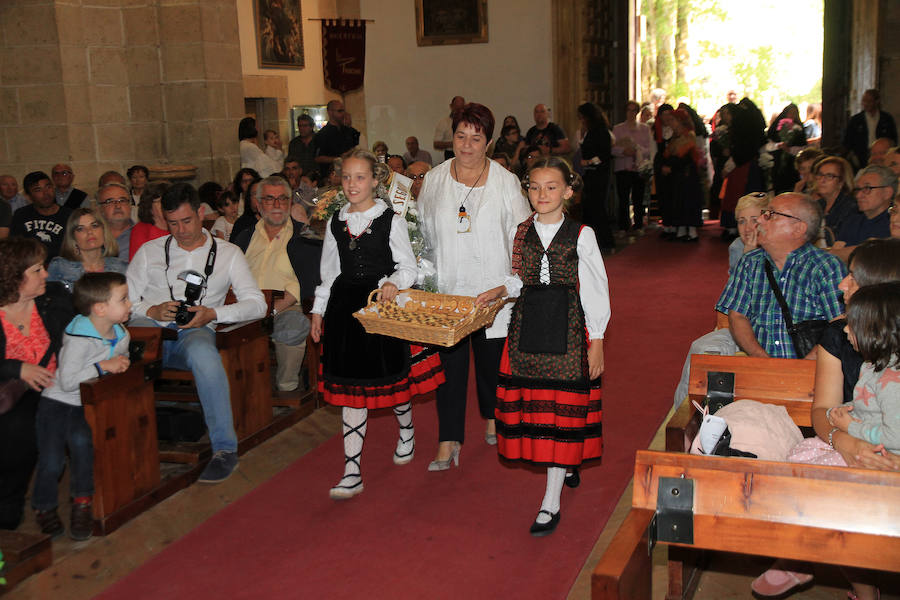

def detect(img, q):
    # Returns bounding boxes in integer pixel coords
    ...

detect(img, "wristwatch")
[825,406,836,427]
[828,427,839,448]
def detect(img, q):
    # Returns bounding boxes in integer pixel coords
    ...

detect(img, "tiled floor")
[6,404,898,599]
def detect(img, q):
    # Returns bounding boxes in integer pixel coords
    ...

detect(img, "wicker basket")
[353,289,508,347]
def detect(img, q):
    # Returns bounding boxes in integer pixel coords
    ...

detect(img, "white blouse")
[521,217,611,340]
[312,198,418,315]
[419,159,532,338]
[240,139,281,178]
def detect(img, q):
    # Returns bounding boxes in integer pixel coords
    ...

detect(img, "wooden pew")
[80,341,204,535]
[714,310,729,331]
[591,450,900,599]
[0,531,51,596]
[663,353,817,599]
[666,354,816,453]
[131,290,315,463]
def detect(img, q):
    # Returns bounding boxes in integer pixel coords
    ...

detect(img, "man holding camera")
[127,183,266,483]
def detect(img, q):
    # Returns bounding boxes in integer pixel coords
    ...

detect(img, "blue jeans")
[32,398,94,511]
[130,317,237,453]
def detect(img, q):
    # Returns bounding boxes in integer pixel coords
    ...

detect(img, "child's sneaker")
[69,501,93,541]
[35,508,65,538]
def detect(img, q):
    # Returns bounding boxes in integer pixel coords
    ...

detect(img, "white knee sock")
[393,402,414,458]
[340,407,367,481]
[536,467,566,524]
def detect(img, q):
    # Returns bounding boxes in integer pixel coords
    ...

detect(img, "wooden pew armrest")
[214,319,266,349]
[80,359,162,403]
[591,508,654,600]
[666,396,701,452]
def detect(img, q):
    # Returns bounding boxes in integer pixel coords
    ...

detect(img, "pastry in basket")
[309,150,445,501]
[456,298,475,314]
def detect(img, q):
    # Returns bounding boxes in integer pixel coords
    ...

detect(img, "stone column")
[0,1,71,180]
[0,0,244,188]
[159,0,244,184]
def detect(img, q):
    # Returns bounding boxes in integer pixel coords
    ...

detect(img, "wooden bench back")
[714,310,729,330]
[630,450,900,571]
[591,451,900,598]
[687,354,816,427]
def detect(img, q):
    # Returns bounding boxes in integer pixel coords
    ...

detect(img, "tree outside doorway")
[638,0,824,123]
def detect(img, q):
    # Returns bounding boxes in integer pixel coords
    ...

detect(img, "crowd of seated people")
[1,88,897,567]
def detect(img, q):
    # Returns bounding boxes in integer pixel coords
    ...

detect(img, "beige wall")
[359,0,553,158]
[238,0,338,108]
[0,0,244,191]
[237,0,368,148]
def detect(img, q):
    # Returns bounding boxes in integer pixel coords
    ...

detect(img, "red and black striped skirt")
[495,343,602,468]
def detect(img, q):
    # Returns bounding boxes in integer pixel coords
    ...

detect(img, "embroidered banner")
[388,172,412,218]
[321,19,366,93]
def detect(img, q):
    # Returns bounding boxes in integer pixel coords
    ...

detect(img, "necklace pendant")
[349,239,358,250]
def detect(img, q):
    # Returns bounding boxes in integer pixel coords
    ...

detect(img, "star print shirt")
[847,360,900,453]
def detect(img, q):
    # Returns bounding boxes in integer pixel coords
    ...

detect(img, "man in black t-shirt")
[287,114,318,177]
[525,104,572,156]
[11,171,71,258]
[314,100,356,177]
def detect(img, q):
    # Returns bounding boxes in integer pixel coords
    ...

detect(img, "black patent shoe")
[564,468,580,489]
[529,510,561,537]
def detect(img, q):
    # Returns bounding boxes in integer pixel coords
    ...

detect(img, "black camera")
[174,270,206,326]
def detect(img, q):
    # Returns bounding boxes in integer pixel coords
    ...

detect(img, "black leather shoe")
[529,510,561,537]
[564,468,580,489]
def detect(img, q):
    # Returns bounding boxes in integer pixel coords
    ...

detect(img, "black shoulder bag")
[763,260,827,358]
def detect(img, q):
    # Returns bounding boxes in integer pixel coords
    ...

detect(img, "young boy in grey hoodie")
[32,272,132,540]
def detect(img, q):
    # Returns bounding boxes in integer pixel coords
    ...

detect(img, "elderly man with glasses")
[51,164,89,209]
[830,165,897,262]
[232,175,314,393]
[405,161,431,199]
[716,193,847,359]
[96,181,134,262]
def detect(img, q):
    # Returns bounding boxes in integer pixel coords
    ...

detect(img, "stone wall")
[0,0,244,192]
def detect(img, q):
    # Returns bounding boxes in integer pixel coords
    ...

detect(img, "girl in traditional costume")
[310,150,444,500]
[495,157,610,536]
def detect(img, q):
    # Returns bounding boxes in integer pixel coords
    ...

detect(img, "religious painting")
[415,0,488,47]
[255,0,305,69]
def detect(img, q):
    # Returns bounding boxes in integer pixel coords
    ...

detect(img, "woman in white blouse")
[419,103,532,471]
[238,117,281,178]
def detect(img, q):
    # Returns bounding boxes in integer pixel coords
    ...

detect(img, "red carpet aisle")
[97,225,729,600]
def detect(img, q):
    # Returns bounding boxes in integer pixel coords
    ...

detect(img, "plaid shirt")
[715,244,847,358]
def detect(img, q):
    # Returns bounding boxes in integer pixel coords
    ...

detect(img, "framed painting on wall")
[415,0,488,47]
[255,0,305,68]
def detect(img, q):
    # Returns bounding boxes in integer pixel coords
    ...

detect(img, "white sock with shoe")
[536,467,566,524]
[330,407,367,498]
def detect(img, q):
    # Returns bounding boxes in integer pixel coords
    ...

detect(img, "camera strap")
[164,234,218,303]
